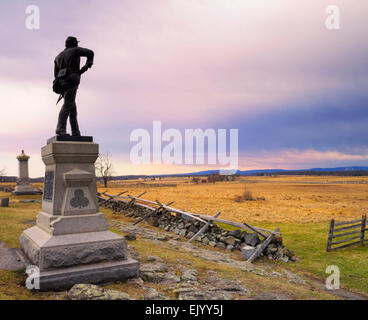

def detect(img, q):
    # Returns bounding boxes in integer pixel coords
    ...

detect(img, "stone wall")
[98,197,296,262]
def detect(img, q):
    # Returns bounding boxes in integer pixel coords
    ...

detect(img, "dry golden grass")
[1,177,367,298]
[99,176,368,224]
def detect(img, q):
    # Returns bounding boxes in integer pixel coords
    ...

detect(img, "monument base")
[19,138,139,291]
[20,225,139,290]
[12,191,41,195]
[12,185,40,195]
[29,258,139,291]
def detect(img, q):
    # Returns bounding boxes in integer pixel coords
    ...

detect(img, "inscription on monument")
[43,171,54,201]
[70,189,89,208]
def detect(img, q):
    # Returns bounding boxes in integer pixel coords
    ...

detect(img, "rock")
[209,241,217,247]
[140,272,165,283]
[279,256,289,263]
[266,243,278,255]
[144,287,170,300]
[146,255,163,262]
[219,236,227,242]
[271,236,283,245]
[140,263,169,273]
[163,273,182,284]
[224,236,241,246]
[216,242,226,249]
[140,263,181,284]
[127,277,144,286]
[178,288,234,300]
[179,229,187,237]
[202,237,209,245]
[271,271,282,277]
[148,217,159,227]
[205,271,249,296]
[181,269,199,282]
[276,247,284,258]
[207,234,216,242]
[284,248,295,258]
[241,245,256,260]
[172,284,198,294]
[68,284,131,300]
[127,244,140,259]
[125,233,136,241]
[0,247,26,270]
[290,255,297,262]
[140,271,181,284]
[187,231,195,239]
[157,235,169,241]
[283,269,306,284]
[226,245,235,251]
[228,229,242,239]
[244,233,260,246]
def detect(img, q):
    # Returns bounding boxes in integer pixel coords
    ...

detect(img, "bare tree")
[0,167,6,182]
[0,168,6,182]
[95,153,114,187]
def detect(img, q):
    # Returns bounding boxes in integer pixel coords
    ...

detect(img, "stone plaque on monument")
[19,137,139,290]
[43,171,54,201]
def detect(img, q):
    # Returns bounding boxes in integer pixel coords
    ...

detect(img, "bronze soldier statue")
[54,36,94,137]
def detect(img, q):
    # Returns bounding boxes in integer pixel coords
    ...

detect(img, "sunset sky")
[1,0,368,177]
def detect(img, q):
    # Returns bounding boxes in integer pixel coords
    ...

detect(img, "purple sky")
[1,0,368,177]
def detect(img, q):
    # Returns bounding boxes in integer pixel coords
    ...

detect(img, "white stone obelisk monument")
[19,136,139,290]
[12,150,39,195]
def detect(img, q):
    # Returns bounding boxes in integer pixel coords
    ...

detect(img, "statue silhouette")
[54,36,94,137]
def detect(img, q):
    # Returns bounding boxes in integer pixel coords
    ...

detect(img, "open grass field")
[100,175,368,294]
[100,175,368,223]
[0,175,367,298]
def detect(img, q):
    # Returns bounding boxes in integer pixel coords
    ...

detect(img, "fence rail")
[327,215,367,252]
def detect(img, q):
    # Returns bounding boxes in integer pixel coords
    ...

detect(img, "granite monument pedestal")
[19,137,139,290]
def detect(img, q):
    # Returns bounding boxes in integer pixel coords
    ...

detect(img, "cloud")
[238,149,368,170]
[0,0,368,176]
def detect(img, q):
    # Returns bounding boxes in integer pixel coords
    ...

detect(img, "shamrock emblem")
[70,189,89,208]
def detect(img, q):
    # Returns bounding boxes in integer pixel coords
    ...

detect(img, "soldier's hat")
[65,36,79,47]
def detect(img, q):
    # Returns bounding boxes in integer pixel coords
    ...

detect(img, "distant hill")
[1,166,368,182]
[157,166,368,177]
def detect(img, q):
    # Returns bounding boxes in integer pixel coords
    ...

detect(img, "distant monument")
[19,37,139,290]
[12,150,39,195]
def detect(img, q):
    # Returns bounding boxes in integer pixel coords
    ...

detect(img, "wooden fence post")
[361,215,366,246]
[247,228,280,263]
[327,219,335,252]
[188,212,221,243]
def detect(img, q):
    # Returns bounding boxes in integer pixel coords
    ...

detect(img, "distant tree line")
[253,170,368,177]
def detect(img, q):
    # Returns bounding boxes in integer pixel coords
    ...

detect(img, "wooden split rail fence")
[327,215,367,252]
